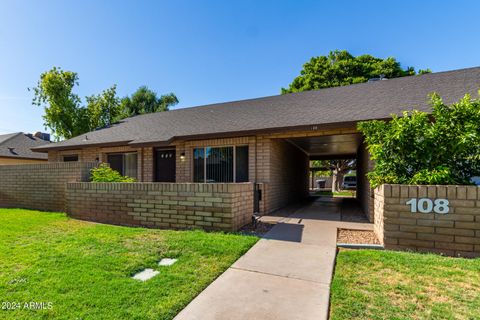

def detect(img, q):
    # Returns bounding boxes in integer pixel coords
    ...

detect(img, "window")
[193,146,248,183]
[63,155,78,162]
[235,146,249,182]
[107,153,138,179]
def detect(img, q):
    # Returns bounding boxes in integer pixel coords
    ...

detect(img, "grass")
[314,190,356,197]
[0,209,258,320]
[330,249,480,320]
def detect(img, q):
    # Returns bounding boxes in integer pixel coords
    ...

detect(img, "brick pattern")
[48,126,362,215]
[357,142,374,222]
[264,138,309,213]
[0,157,47,165]
[0,162,96,212]
[374,184,480,257]
[66,182,254,231]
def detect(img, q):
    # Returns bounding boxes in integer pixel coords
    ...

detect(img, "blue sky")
[0,0,479,134]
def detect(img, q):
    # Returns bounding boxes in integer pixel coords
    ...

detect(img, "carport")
[267,132,373,221]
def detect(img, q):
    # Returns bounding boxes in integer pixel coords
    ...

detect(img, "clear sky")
[0,0,479,135]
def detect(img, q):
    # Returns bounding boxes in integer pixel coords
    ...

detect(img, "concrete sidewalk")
[175,197,372,320]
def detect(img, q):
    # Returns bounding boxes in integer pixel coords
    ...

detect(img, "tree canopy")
[120,86,178,117]
[358,94,480,188]
[282,50,431,94]
[32,67,178,140]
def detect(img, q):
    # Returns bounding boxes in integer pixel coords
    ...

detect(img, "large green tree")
[283,50,430,191]
[282,50,430,93]
[32,68,178,140]
[120,86,178,117]
[31,67,89,140]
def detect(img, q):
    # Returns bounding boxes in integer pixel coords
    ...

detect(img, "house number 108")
[406,198,449,214]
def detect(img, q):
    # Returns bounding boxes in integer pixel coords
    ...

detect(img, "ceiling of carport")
[286,133,362,159]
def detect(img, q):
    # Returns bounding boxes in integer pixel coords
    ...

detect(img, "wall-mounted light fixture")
[180,152,186,161]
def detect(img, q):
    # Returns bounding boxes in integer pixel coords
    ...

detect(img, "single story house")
[33,67,480,218]
[0,132,50,165]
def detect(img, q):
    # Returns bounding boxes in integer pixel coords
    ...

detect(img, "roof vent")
[7,147,17,155]
[368,74,388,82]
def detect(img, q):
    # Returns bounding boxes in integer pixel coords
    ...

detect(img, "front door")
[155,149,176,182]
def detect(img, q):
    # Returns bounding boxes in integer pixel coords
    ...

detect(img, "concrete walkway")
[175,197,372,320]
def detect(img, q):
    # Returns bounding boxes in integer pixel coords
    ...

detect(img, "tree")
[358,93,480,188]
[31,67,88,140]
[282,50,429,93]
[86,85,122,130]
[283,50,430,190]
[121,86,178,117]
[310,159,355,192]
[32,67,122,140]
[331,159,356,192]
[32,68,178,140]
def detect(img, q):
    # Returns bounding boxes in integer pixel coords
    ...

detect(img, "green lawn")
[314,190,356,197]
[330,249,480,320]
[0,209,258,320]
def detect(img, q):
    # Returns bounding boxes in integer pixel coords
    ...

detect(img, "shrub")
[90,163,136,182]
[358,93,480,188]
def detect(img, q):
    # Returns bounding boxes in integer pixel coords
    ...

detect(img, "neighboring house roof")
[34,66,480,152]
[0,133,50,160]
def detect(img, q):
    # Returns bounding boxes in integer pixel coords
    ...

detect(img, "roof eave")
[32,140,134,153]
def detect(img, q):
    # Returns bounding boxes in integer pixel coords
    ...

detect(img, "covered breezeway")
[268,132,373,222]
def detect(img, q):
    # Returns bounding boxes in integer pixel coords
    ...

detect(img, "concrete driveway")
[175,197,372,320]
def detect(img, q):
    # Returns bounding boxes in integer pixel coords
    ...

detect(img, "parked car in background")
[342,176,357,190]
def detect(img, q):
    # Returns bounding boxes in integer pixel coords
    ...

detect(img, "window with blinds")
[193,146,248,183]
[107,152,138,179]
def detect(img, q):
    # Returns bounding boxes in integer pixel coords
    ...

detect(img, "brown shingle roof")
[0,133,49,159]
[34,66,480,152]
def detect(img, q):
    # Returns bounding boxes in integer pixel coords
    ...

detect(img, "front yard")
[330,249,480,320]
[0,209,257,319]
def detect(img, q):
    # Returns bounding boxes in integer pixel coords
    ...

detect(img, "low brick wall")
[374,184,480,257]
[0,162,96,212]
[66,182,254,231]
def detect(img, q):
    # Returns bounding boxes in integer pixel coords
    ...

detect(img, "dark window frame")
[63,155,79,162]
[193,145,249,183]
[106,152,138,179]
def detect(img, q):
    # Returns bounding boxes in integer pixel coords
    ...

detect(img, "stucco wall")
[374,184,480,257]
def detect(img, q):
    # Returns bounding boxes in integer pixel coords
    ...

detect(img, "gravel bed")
[239,220,275,237]
[337,229,380,245]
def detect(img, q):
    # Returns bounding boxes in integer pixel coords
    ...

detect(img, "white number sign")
[406,198,449,214]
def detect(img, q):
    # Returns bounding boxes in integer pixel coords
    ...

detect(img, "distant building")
[0,132,50,165]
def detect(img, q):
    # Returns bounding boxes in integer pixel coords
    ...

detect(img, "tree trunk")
[332,169,339,192]
[335,171,345,191]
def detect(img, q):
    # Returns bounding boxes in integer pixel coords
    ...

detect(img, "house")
[33,67,480,217]
[0,132,50,165]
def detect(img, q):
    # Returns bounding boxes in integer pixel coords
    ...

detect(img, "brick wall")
[66,182,253,231]
[0,157,48,165]
[265,139,309,213]
[356,142,374,222]
[48,146,148,181]
[374,184,480,257]
[0,162,96,212]
[47,127,359,215]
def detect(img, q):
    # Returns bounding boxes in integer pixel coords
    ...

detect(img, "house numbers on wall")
[406,198,450,214]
